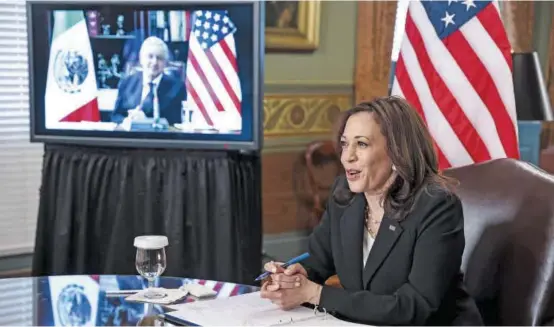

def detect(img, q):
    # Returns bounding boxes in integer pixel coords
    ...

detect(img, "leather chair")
[305,140,341,229]
[445,158,554,325]
[323,158,554,324]
[304,140,342,287]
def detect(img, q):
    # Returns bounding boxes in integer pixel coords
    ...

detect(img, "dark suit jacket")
[111,73,186,125]
[305,176,483,326]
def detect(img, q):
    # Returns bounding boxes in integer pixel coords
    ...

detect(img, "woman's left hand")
[260,274,322,310]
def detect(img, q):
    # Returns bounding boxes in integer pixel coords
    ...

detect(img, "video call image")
[44,8,244,133]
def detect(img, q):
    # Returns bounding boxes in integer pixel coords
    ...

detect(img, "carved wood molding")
[500,1,534,53]
[354,1,397,104]
[542,122,554,151]
[545,7,554,109]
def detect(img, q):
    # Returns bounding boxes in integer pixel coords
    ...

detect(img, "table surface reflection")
[0,275,259,326]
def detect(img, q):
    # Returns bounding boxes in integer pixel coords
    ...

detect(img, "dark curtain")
[32,144,262,285]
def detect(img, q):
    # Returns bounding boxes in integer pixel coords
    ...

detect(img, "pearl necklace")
[365,205,382,238]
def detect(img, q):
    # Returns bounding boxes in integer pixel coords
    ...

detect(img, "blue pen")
[255,252,310,281]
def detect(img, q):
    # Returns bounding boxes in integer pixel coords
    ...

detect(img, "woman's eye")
[357,141,368,148]
[340,140,347,147]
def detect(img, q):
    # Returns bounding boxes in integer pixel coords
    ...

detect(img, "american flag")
[185,10,242,130]
[391,0,519,170]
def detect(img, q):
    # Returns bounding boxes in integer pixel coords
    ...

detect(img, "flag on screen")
[45,10,100,127]
[391,0,519,170]
[185,10,243,130]
[48,275,99,326]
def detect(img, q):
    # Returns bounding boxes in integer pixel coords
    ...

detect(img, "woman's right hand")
[263,262,308,290]
[264,261,286,274]
[264,262,308,276]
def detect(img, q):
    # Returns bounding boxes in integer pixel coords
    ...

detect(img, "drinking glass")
[181,101,194,125]
[134,235,168,299]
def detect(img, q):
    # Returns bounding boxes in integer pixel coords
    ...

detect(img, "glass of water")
[181,101,195,125]
[134,235,168,299]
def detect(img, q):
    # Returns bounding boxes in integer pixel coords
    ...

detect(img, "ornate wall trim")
[263,93,352,140]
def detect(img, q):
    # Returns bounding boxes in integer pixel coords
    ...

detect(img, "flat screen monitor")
[27,0,264,151]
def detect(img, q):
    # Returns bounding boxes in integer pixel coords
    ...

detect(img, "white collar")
[144,73,163,86]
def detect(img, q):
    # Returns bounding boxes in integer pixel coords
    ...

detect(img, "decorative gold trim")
[263,93,352,137]
[265,1,321,51]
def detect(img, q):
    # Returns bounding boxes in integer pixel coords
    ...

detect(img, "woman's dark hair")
[333,96,456,220]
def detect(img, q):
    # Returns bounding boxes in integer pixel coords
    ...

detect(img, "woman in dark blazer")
[260,97,483,326]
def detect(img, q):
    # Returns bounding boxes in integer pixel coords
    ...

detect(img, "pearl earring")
[392,165,396,171]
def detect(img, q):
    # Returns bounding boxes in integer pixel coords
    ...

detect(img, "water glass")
[181,101,194,124]
[134,235,168,299]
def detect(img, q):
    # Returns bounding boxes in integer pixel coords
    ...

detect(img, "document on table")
[165,291,369,326]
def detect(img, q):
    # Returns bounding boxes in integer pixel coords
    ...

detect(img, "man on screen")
[111,36,185,126]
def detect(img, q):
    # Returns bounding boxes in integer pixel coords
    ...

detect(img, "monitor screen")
[27,0,263,151]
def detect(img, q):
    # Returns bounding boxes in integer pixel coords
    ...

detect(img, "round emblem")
[53,49,89,94]
[57,284,92,326]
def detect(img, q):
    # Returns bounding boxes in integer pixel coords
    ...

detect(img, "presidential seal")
[57,284,92,326]
[53,49,89,94]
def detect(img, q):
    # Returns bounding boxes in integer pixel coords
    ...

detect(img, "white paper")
[165,291,370,326]
[179,283,217,298]
[125,288,188,305]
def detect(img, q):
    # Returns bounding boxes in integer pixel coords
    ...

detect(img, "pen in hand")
[255,252,310,281]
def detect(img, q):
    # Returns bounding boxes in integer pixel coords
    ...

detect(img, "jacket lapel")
[156,75,169,114]
[339,193,365,289]
[362,216,403,287]
[132,74,143,106]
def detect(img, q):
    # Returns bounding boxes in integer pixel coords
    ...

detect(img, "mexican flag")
[45,10,99,128]
[48,275,99,326]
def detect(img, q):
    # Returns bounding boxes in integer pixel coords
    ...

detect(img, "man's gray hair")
[139,36,170,62]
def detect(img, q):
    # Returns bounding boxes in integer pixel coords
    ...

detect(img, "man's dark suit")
[304,176,483,326]
[111,73,186,125]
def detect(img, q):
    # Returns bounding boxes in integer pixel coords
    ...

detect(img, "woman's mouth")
[346,169,361,181]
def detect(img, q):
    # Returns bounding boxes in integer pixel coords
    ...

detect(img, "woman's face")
[340,112,394,194]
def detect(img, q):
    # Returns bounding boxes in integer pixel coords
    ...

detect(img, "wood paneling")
[262,150,339,234]
[541,121,554,150]
[500,1,535,53]
[354,1,397,103]
[261,93,352,234]
[539,122,554,175]
[541,146,554,175]
[262,151,311,234]
[545,13,554,109]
